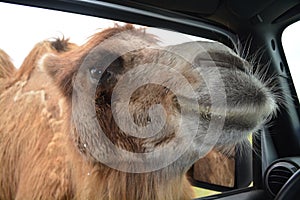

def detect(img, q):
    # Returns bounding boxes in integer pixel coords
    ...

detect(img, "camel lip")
[175,97,271,118]
[197,102,276,137]
[173,66,277,118]
[198,100,276,120]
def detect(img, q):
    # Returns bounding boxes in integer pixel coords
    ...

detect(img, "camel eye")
[89,67,102,81]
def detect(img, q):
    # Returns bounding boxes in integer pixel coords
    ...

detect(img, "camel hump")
[50,37,77,53]
[0,48,15,79]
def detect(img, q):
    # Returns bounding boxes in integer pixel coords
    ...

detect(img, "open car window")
[0,2,240,199]
[282,21,300,99]
[1,2,282,200]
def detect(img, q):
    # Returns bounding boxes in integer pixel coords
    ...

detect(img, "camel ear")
[37,38,79,98]
[41,53,79,99]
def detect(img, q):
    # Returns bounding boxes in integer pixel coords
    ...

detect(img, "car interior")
[1,0,300,199]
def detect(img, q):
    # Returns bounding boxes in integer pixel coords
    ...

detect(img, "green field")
[192,187,220,198]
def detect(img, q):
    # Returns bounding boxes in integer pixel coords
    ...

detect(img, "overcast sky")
[0,2,118,67]
[0,2,201,67]
[0,2,299,97]
[282,21,300,97]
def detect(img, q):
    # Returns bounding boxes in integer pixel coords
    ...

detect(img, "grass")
[192,187,220,198]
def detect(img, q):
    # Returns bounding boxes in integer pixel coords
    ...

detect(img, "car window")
[282,21,300,99]
[0,2,254,199]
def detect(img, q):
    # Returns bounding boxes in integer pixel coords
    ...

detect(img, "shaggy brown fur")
[0,49,15,91]
[0,38,77,200]
[0,24,277,200]
[0,49,15,79]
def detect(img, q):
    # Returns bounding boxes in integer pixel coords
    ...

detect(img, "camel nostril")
[106,71,112,81]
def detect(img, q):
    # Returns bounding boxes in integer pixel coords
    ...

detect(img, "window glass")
[282,21,300,99]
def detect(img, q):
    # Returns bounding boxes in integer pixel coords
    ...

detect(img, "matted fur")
[0,38,77,199]
[0,49,15,79]
[0,49,15,92]
[0,49,16,79]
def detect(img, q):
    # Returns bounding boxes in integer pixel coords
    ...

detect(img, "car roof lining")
[131,0,276,19]
[127,0,221,15]
[113,0,300,33]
